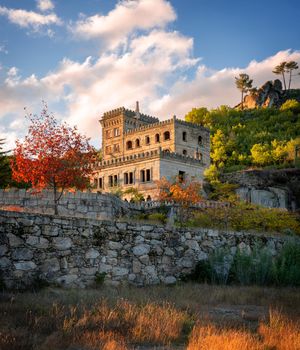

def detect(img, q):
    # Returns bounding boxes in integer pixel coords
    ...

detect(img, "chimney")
[135,101,140,119]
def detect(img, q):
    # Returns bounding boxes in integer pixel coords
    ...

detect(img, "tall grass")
[189,240,300,287]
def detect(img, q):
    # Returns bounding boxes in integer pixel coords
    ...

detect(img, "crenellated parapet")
[124,118,174,135]
[92,149,204,170]
[101,106,159,124]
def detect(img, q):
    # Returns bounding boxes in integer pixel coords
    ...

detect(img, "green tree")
[185,107,208,125]
[273,61,287,90]
[235,73,253,110]
[285,61,299,90]
[0,139,11,188]
[250,143,272,166]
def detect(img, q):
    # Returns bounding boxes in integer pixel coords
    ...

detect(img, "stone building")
[92,103,210,200]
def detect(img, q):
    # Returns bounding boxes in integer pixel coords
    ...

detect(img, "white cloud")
[1,0,299,152]
[37,0,55,12]
[0,5,62,31]
[71,0,176,48]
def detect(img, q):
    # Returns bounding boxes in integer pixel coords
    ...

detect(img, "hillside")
[185,99,300,176]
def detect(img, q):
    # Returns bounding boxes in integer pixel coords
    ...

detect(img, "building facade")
[92,103,210,200]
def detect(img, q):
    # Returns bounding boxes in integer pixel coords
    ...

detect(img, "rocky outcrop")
[222,169,300,211]
[0,210,287,289]
[236,79,284,109]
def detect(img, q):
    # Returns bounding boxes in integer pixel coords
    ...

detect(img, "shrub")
[147,213,167,224]
[272,240,300,286]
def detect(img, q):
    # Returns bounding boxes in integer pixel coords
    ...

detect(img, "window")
[126,140,133,150]
[106,146,112,154]
[178,171,185,183]
[129,172,134,184]
[198,135,203,145]
[135,139,140,148]
[94,178,98,187]
[99,178,103,189]
[182,149,187,156]
[145,136,150,145]
[114,128,120,137]
[195,152,203,161]
[140,169,151,182]
[146,169,151,182]
[105,130,112,139]
[155,134,160,143]
[163,131,170,140]
[124,173,128,185]
[108,175,113,187]
[114,175,118,187]
[146,195,152,201]
[113,144,120,152]
[182,131,187,142]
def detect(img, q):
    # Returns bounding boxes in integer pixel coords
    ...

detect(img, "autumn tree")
[156,176,202,222]
[12,104,95,214]
[235,73,253,110]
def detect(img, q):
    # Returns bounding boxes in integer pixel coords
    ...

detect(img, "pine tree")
[235,73,253,110]
[285,61,299,90]
[272,62,287,90]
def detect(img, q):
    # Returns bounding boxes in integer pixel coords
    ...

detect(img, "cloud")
[37,0,55,12]
[71,0,176,48]
[1,0,299,152]
[0,5,62,31]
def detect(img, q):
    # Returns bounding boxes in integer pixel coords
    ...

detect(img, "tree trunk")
[241,91,244,110]
[53,180,58,215]
[288,70,292,91]
[282,72,287,91]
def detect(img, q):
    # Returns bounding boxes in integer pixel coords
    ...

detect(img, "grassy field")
[1,284,300,350]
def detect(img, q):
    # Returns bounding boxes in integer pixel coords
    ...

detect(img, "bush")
[187,203,300,235]
[272,240,300,286]
[186,240,300,287]
[147,213,167,224]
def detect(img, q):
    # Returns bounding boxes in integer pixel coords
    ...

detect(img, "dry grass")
[0,284,300,349]
[187,310,300,350]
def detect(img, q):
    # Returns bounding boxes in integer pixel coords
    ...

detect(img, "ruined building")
[92,103,210,200]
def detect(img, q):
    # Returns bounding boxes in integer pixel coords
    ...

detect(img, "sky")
[0,0,300,150]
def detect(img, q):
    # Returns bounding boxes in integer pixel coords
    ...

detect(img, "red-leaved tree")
[11,104,96,214]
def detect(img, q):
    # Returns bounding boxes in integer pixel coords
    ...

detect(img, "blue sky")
[0,0,299,149]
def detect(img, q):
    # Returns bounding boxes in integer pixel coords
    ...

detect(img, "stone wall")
[0,189,129,219]
[0,210,287,289]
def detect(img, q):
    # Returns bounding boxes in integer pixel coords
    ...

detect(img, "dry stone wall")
[0,210,287,289]
[0,189,129,219]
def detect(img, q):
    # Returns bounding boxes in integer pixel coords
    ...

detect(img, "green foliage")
[147,212,167,224]
[186,240,300,287]
[280,99,300,113]
[184,104,300,175]
[272,241,300,286]
[123,187,144,202]
[94,272,106,286]
[187,203,300,235]
[0,139,11,188]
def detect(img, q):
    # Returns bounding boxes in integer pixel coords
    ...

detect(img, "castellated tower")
[92,103,210,200]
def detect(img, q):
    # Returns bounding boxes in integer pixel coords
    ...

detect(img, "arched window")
[135,139,140,148]
[155,134,160,142]
[126,140,132,150]
[198,135,203,145]
[164,149,170,153]
[182,131,187,142]
[182,149,187,156]
[146,195,152,201]
[195,151,203,160]
[163,131,170,141]
[145,136,150,145]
